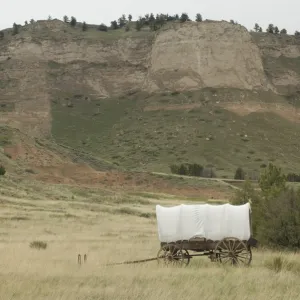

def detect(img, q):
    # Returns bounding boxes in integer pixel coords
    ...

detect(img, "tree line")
[1,13,300,38]
[170,163,300,183]
[63,13,300,36]
[60,13,203,33]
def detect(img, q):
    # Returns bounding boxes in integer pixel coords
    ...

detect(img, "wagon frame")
[156,204,258,267]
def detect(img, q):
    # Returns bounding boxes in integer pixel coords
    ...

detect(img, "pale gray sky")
[1,0,299,34]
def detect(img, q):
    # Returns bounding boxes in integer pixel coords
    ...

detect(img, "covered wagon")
[156,202,257,266]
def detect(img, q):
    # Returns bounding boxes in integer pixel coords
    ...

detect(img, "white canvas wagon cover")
[156,203,251,243]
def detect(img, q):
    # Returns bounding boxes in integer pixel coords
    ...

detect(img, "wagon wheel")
[157,244,190,267]
[215,237,252,266]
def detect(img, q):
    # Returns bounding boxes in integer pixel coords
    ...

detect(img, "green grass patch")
[0,126,13,146]
[51,88,300,176]
[0,102,14,112]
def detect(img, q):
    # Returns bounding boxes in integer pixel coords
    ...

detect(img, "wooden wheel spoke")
[182,249,190,266]
[225,240,231,251]
[236,253,250,258]
[235,254,247,260]
[236,255,249,262]
[170,247,176,255]
[233,241,242,251]
[223,257,233,264]
[228,239,234,252]
[232,238,236,251]
[236,252,250,259]
[236,254,249,262]
[221,241,230,251]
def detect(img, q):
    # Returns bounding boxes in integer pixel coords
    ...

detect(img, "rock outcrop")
[147,22,272,92]
[1,19,300,137]
[251,32,300,94]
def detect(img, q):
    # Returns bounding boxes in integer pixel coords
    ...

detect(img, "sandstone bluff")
[0,19,300,137]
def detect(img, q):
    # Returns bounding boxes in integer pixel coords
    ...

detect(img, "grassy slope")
[0,125,116,174]
[0,124,236,200]
[51,88,300,178]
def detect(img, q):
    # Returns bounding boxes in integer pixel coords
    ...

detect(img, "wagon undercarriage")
[157,237,257,267]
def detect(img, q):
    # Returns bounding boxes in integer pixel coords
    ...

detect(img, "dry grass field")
[1,175,300,300]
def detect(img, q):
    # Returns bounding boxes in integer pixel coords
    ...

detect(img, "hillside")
[1,19,300,180]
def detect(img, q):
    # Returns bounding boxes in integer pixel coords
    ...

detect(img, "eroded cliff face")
[146,22,273,92]
[251,32,300,94]
[1,19,300,137]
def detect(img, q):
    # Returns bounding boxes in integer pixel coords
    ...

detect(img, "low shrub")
[0,165,6,176]
[30,241,47,250]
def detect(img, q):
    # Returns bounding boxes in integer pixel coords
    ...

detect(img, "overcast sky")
[1,0,299,34]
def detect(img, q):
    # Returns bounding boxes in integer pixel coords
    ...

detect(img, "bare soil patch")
[221,102,300,123]
[144,103,202,112]
[4,141,66,167]
[32,165,230,199]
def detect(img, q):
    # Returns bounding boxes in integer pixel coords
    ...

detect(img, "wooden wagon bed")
[158,236,258,266]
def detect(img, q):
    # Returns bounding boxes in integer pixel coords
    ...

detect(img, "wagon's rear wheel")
[215,237,252,266]
[157,244,190,267]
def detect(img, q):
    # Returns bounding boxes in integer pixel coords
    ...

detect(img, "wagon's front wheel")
[157,244,190,267]
[215,237,252,266]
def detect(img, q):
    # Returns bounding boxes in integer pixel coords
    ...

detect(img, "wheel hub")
[166,254,173,261]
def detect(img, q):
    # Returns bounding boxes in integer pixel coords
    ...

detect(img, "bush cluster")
[30,240,47,250]
[234,167,245,180]
[231,163,300,250]
[0,165,5,176]
[286,173,300,182]
[170,163,216,178]
[233,167,300,183]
